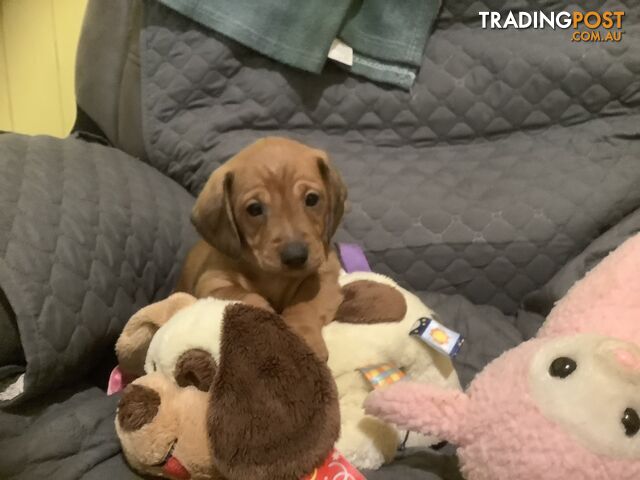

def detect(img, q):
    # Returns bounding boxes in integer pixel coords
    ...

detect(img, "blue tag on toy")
[410,317,464,358]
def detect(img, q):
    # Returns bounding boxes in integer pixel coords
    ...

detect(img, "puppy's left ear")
[191,169,243,258]
[208,303,340,480]
[316,152,347,242]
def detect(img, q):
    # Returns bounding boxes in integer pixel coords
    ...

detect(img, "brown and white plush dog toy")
[114,270,461,475]
[114,300,340,480]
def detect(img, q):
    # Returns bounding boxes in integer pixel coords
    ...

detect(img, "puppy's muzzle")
[280,242,309,268]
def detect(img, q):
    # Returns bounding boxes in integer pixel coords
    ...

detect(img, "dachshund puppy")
[176,137,348,360]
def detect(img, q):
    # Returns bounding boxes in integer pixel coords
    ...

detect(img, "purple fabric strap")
[337,243,371,273]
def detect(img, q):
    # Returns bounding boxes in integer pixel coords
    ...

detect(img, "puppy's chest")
[252,278,302,313]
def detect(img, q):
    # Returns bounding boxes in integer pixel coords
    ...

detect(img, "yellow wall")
[0,0,87,137]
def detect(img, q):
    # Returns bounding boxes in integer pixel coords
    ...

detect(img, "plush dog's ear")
[208,303,340,480]
[335,280,407,324]
[316,152,347,242]
[116,293,197,376]
[174,348,217,392]
[191,170,243,258]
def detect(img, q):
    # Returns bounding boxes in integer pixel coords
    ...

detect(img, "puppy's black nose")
[280,242,308,268]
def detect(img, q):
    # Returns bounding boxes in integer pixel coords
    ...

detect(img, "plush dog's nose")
[280,242,308,268]
[117,384,161,431]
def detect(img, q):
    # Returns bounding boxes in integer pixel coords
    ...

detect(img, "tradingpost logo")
[479,11,625,42]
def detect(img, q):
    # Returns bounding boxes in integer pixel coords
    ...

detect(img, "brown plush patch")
[117,384,161,432]
[334,280,407,324]
[174,348,217,392]
[208,303,340,480]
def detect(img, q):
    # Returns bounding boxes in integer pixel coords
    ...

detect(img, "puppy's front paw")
[311,338,329,362]
[281,311,330,361]
[297,329,330,362]
[242,293,275,313]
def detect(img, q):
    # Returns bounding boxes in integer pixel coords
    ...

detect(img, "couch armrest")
[0,133,197,405]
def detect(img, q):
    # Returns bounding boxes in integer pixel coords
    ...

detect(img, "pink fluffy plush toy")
[365,233,640,480]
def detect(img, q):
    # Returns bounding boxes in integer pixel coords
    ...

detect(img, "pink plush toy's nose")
[613,346,640,372]
[597,340,640,382]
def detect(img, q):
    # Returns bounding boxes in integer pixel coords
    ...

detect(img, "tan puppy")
[176,137,347,360]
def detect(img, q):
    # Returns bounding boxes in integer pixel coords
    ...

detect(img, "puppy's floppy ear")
[316,152,347,242]
[191,169,242,258]
[208,303,340,480]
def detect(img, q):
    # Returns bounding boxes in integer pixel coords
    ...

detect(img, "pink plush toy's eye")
[549,357,577,378]
[622,408,640,437]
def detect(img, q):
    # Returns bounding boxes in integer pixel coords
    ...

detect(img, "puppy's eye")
[549,357,577,378]
[622,408,640,437]
[246,202,263,217]
[305,192,320,207]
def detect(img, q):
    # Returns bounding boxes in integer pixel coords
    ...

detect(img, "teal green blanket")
[155,0,440,89]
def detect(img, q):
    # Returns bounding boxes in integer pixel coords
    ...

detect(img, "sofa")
[0,0,638,478]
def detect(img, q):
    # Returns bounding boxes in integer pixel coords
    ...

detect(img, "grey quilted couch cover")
[141,0,640,314]
[0,0,639,478]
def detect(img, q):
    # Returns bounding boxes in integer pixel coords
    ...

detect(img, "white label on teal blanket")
[410,317,464,358]
[328,39,353,66]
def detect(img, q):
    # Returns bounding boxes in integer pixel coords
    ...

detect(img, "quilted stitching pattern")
[0,385,122,479]
[0,134,197,403]
[331,117,640,311]
[140,0,640,313]
[142,1,640,167]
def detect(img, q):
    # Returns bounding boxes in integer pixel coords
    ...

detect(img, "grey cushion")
[0,384,124,480]
[0,134,197,404]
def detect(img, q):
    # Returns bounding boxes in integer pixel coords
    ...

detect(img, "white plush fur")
[145,298,238,376]
[144,272,460,470]
[327,271,461,468]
